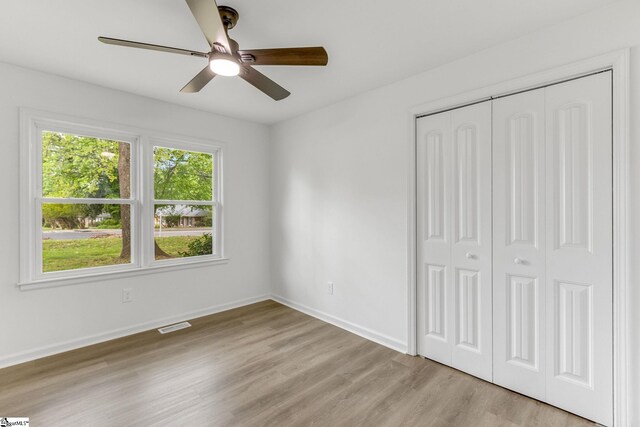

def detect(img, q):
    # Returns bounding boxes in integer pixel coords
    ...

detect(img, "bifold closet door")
[417,101,493,382]
[544,72,612,426]
[492,87,547,400]
[492,72,613,426]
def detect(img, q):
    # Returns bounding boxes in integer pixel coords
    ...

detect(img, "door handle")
[466,252,476,259]
[514,257,525,265]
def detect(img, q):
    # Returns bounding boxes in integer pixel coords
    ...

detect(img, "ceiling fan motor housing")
[218,6,239,30]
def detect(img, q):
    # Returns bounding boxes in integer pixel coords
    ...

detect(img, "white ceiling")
[0,0,617,124]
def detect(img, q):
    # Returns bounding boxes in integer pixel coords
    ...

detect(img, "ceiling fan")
[98,0,328,100]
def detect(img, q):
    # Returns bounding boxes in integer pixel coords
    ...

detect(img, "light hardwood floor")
[0,300,595,426]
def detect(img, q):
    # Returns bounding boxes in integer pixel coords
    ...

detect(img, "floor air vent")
[158,321,192,334]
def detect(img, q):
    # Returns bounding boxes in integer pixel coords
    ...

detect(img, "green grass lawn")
[43,236,203,272]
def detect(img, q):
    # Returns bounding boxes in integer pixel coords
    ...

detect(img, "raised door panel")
[416,111,453,364]
[545,72,612,426]
[450,102,493,382]
[492,89,546,400]
[455,125,479,243]
[425,264,447,340]
[555,281,592,387]
[555,103,592,251]
[507,114,538,246]
[425,131,446,241]
[507,275,539,369]
[456,268,480,350]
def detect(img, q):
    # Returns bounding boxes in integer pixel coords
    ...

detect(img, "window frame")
[19,109,226,289]
[145,136,223,267]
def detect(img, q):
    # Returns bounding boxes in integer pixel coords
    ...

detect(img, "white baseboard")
[270,294,407,354]
[0,294,270,369]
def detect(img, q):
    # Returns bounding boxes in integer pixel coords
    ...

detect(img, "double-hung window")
[149,141,221,262]
[19,110,225,288]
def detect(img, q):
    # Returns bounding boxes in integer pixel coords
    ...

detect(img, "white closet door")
[417,111,453,365]
[545,72,612,426]
[417,102,493,381]
[492,88,547,400]
[450,103,493,381]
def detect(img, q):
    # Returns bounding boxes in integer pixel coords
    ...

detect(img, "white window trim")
[19,108,228,290]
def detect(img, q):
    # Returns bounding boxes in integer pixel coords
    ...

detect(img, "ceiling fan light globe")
[210,57,240,76]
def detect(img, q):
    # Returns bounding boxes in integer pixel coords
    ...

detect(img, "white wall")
[269,0,640,424]
[0,62,271,366]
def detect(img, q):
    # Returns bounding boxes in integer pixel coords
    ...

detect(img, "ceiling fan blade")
[238,47,328,66]
[239,66,290,101]
[185,0,231,52]
[180,66,216,93]
[98,37,208,58]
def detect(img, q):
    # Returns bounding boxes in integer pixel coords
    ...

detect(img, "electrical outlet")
[327,282,334,295]
[122,288,134,303]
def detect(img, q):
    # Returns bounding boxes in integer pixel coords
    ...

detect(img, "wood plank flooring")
[0,300,595,426]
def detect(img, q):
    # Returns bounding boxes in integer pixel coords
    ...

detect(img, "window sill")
[17,257,230,291]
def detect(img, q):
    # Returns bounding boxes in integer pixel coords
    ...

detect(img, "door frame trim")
[406,49,630,426]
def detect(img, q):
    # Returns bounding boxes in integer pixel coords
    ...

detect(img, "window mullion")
[140,135,153,268]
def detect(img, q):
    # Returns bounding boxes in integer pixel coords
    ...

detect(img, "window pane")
[154,147,213,201]
[154,204,214,260]
[42,204,132,272]
[42,131,131,199]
